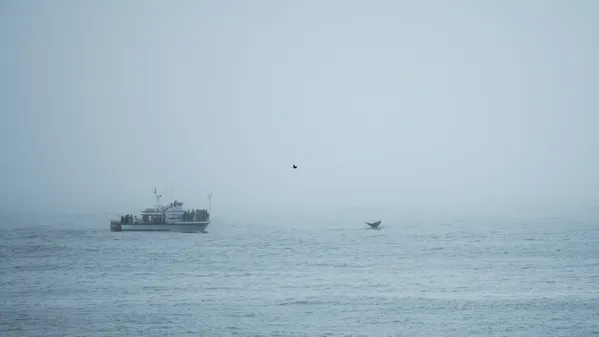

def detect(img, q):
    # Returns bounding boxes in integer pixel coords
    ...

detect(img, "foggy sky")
[1,0,598,219]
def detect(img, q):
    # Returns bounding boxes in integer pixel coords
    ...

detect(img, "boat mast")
[208,192,213,215]
[154,187,162,208]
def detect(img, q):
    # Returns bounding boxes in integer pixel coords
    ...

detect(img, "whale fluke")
[366,220,381,228]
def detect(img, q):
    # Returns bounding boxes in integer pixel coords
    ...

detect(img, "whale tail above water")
[366,220,381,228]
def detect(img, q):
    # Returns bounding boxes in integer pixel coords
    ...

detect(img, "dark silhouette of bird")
[292,165,297,169]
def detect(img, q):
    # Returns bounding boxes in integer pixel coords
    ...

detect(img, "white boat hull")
[120,221,210,233]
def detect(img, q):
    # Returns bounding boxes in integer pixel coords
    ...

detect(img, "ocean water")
[1,212,598,337]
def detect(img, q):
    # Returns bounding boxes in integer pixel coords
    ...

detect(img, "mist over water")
[1,1,599,336]
[1,1,598,216]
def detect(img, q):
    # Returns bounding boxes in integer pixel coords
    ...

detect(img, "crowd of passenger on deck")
[120,214,137,224]
[183,209,209,222]
[117,207,209,224]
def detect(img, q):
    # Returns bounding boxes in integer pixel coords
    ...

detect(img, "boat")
[110,189,213,233]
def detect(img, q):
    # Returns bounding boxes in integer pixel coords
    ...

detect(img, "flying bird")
[292,165,297,169]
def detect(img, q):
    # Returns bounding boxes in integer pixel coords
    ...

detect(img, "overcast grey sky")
[1,0,598,218]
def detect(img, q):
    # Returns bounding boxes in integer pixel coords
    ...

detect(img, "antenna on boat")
[153,187,162,206]
[164,184,175,201]
[208,192,213,214]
